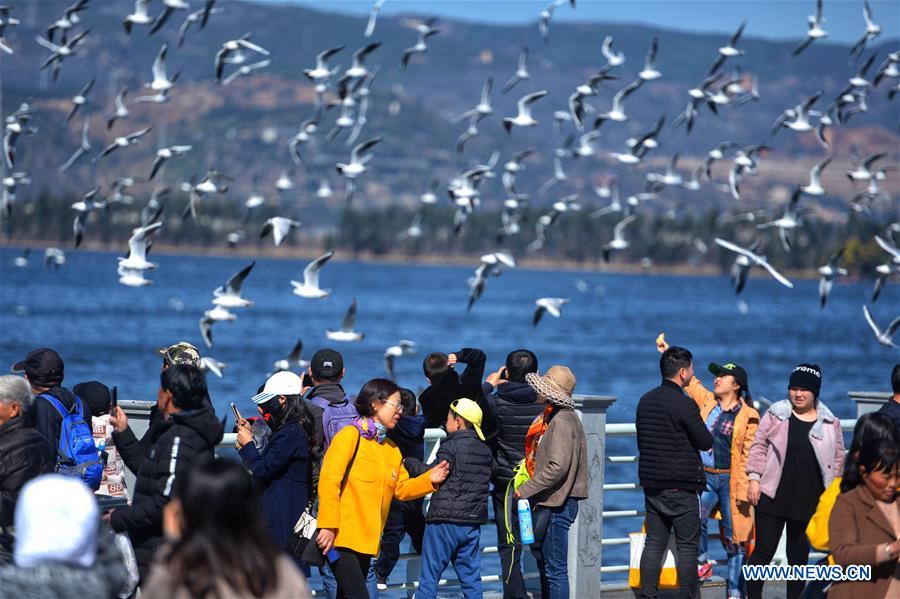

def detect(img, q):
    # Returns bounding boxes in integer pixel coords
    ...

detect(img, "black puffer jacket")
[111,407,224,579]
[483,381,544,483]
[408,429,494,524]
[419,348,486,429]
[636,380,713,492]
[0,417,54,527]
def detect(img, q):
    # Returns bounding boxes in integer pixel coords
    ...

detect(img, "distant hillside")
[1,0,897,236]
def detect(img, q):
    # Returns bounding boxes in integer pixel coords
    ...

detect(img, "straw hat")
[526,365,576,409]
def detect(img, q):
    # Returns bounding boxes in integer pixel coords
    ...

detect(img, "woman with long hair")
[745,364,845,599]
[143,456,311,598]
[828,433,899,598]
[315,378,450,599]
[236,371,320,573]
[656,336,760,597]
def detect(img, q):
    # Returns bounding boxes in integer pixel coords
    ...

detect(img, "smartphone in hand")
[230,402,243,425]
[110,386,118,410]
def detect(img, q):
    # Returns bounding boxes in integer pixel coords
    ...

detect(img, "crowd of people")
[0,340,896,599]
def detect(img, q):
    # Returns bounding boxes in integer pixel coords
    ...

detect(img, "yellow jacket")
[684,376,759,544]
[807,476,841,553]
[317,423,436,556]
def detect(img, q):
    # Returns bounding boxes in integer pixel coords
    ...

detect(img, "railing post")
[848,391,891,419]
[119,399,154,499]
[570,394,617,598]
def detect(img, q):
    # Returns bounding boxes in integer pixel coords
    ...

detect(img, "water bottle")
[517,498,534,545]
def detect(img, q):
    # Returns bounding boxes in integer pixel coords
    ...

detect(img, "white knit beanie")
[14,475,99,568]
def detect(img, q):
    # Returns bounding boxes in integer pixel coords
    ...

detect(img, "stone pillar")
[569,395,617,598]
[119,399,154,498]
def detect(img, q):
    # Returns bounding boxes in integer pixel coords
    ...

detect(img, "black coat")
[0,416,54,527]
[238,421,310,550]
[408,428,494,524]
[26,386,81,457]
[636,379,713,492]
[419,348,487,429]
[110,407,224,579]
[483,381,544,483]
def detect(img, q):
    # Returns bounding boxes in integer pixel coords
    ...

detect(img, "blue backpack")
[40,394,103,491]
[321,394,360,451]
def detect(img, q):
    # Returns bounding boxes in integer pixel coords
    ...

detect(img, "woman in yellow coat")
[315,378,449,599]
[658,335,759,598]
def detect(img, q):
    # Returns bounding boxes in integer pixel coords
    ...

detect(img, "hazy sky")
[252,0,899,45]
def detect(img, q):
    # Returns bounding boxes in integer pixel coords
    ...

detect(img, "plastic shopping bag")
[628,530,679,590]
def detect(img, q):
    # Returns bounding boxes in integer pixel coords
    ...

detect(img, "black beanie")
[73,381,112,418]
[788,364,822,397]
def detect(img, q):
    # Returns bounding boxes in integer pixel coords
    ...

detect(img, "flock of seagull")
[1,0,899,359]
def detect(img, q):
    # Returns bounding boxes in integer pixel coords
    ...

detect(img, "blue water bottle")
[518,498,534,545]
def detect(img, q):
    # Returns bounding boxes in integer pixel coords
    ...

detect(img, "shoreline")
[0,239,836,281]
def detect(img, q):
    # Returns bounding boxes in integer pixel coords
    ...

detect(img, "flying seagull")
[817,246,847,309]
[291,251,334,299]
[272,339,309,373]
[260,217,301,247]
[326,299,364,342]
[400,18,440,68]
[212,261,255,309]
[533,297,569,326]
[503,90,549,132]
[792,0,827,56]
[384,340,416,380]
[59,118,91,172]
[714,237,794,289]
[709,20,746,74]
[502,47,530,93]
[862,304,899,348]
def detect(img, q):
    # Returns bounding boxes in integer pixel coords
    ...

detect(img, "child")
[408,398,494,599]
[73,381,127,498]
[374,388,427,589]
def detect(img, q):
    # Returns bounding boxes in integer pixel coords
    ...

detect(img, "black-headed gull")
[850,0,881,61]
[106,86,129,130]
[199,356,226,378]
[639,37,662,80]
[291,251,333,299]
[199,306,236,349]
[97,125,153,159]
[44,247,66,269]
[0,6,19,54]
[792,0,827,56]
[503,90,549,132]
[13,248,30,268]
[342,42,381,82]
[36,28,90,82]
[874,51,899,88]
[800,156,831,196]
[539,0,574,42]
[871,261,898,302]
[326,299,364,342]
[502,47,530,94]
[401,18,440,68]
[150,0,191,36]
[336,137,381,202]
[714,237,794,289]
[601,36,625,68]
[118,265,152,287]
[817,246,847,309]
[212,261,255,308]
[862,304,899,348]
[118,221,162,271]
[596,78,643,123]
[214,34,270,84]
[533,297,569,326]
[149,144,192,180]
[467,252,516,310]
[846,152,885,182]
[260,217,300,247]
[709,20,746,74]
[59,118,91,172]
[770,90,823,137]
[304,46,344,81]
[384,340,416,380]
[364,0,386,38]
[602,214,636,262]
[46,0,88,44]
[148,44,179,92]
[757,188,802,252]
[272,339,309,373]
[65,78,94,124]
[178,5,223,48]
[1,172,30,218]
[123,0,153,34]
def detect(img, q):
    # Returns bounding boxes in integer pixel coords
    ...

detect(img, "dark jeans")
[418,523,483,599]
[329,548,373,599]
[492,480,529,599]
[531,496,579,599]
[639,488,701,599]
[746,509,811,599]
[372,498,425,579]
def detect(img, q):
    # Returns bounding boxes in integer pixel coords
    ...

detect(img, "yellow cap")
[450,397,485,441]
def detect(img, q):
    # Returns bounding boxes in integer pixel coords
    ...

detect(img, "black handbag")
[291,431,361,566]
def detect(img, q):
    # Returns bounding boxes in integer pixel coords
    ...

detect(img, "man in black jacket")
[107,365,224,581]
[0,375,54,528]
[482,349,543,599]
[10,348,82,461]
[419,347,486,429]
[636,346,713,599]
[407,398,494,599]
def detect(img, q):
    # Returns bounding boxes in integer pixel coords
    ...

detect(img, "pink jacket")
[745,400,845,499]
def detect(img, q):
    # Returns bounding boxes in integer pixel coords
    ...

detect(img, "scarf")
[353,417,388,444]
[524,404,556,477]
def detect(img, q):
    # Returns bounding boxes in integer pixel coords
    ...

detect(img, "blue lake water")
[1,247,897,592]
